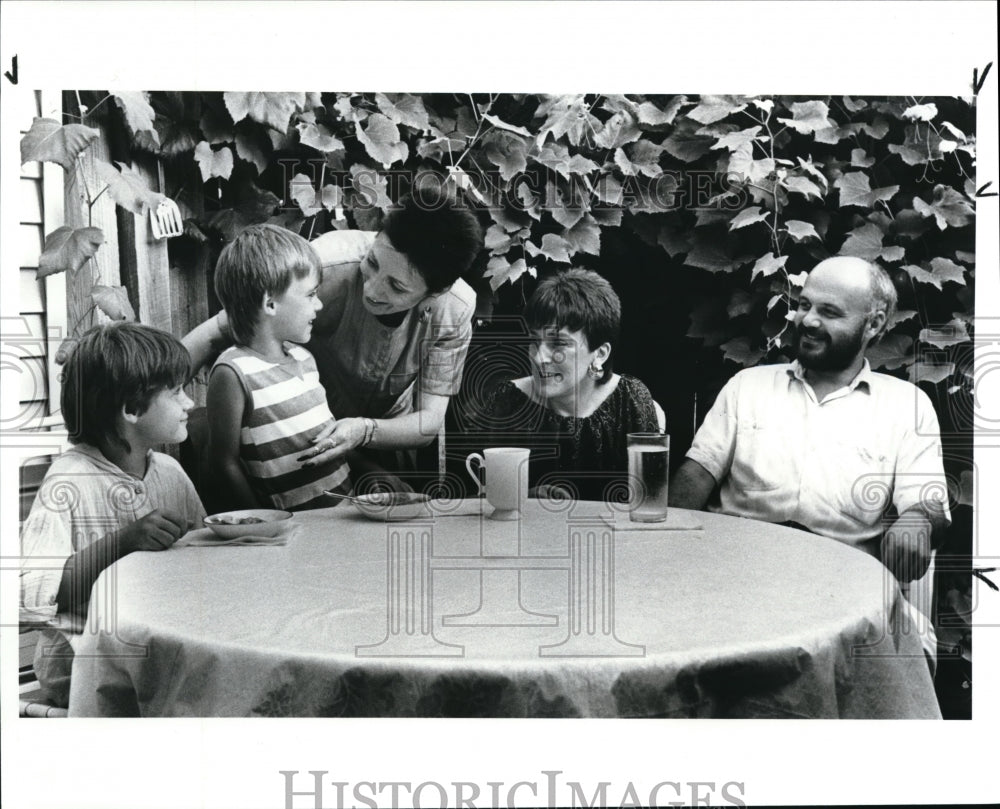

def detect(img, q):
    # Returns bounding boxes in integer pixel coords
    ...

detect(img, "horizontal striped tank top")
[213,344,349,509]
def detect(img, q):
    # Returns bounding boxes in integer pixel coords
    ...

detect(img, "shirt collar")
[788,359,873,394]
[70,444,157,480]
[851,359,875,391]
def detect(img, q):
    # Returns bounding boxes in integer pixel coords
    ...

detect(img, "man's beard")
[794,323,868,372]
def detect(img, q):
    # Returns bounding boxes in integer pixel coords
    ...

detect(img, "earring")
[588,362,604,380]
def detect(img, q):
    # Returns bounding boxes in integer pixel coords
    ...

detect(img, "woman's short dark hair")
[61,322,191,453]
[524,268,621,384]
[214,223,321,346]
[381,175,483,294]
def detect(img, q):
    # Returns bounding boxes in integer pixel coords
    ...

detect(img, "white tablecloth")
[68,500,940,718]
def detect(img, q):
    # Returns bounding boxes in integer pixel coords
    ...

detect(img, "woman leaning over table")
[182,178,484,478]
[472,268,664,502]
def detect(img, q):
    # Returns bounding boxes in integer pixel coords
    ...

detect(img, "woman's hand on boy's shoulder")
[120,509,188,553]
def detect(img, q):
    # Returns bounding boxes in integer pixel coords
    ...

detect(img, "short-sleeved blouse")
[475,375,662,502]
[307,230,476,420]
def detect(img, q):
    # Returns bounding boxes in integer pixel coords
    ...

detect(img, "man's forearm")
[898,504,950,550]
[669,459,718,511]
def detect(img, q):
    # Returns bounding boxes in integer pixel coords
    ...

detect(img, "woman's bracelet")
[360,418,378,448]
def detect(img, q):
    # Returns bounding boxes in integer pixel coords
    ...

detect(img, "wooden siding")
[19,92,49,419]
[18,91,67,520]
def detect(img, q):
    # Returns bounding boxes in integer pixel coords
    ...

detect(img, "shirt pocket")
[732,420,788,492]
[383,369,418,418]
[387,368,418,398]
[827,438,893,525]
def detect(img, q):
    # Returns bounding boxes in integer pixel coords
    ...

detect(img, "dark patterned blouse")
[474,375,662,502]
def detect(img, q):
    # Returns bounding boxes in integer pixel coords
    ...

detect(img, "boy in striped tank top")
[208,224,354,510]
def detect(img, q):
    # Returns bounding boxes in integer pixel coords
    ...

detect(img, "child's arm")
[55,510,186,616]
[207,363,263,510]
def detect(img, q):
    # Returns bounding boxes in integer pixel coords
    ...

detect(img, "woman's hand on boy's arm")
[207,363,261,509]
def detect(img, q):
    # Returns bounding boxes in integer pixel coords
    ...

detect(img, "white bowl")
[350,492,432,522]
[203,509,294,539]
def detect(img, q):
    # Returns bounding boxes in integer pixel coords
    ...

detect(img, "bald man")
[671,257,951,589]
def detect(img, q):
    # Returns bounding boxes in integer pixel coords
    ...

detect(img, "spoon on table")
[325,491,431,506]
[324,490,481,516]
[324,491,366,506]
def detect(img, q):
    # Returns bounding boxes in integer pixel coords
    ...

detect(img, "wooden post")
[40,91,67,419]
[167,160,212,409]
[166,159,211,350]
[117,153,172,331]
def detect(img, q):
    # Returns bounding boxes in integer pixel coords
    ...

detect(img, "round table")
[68,499,940,718]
